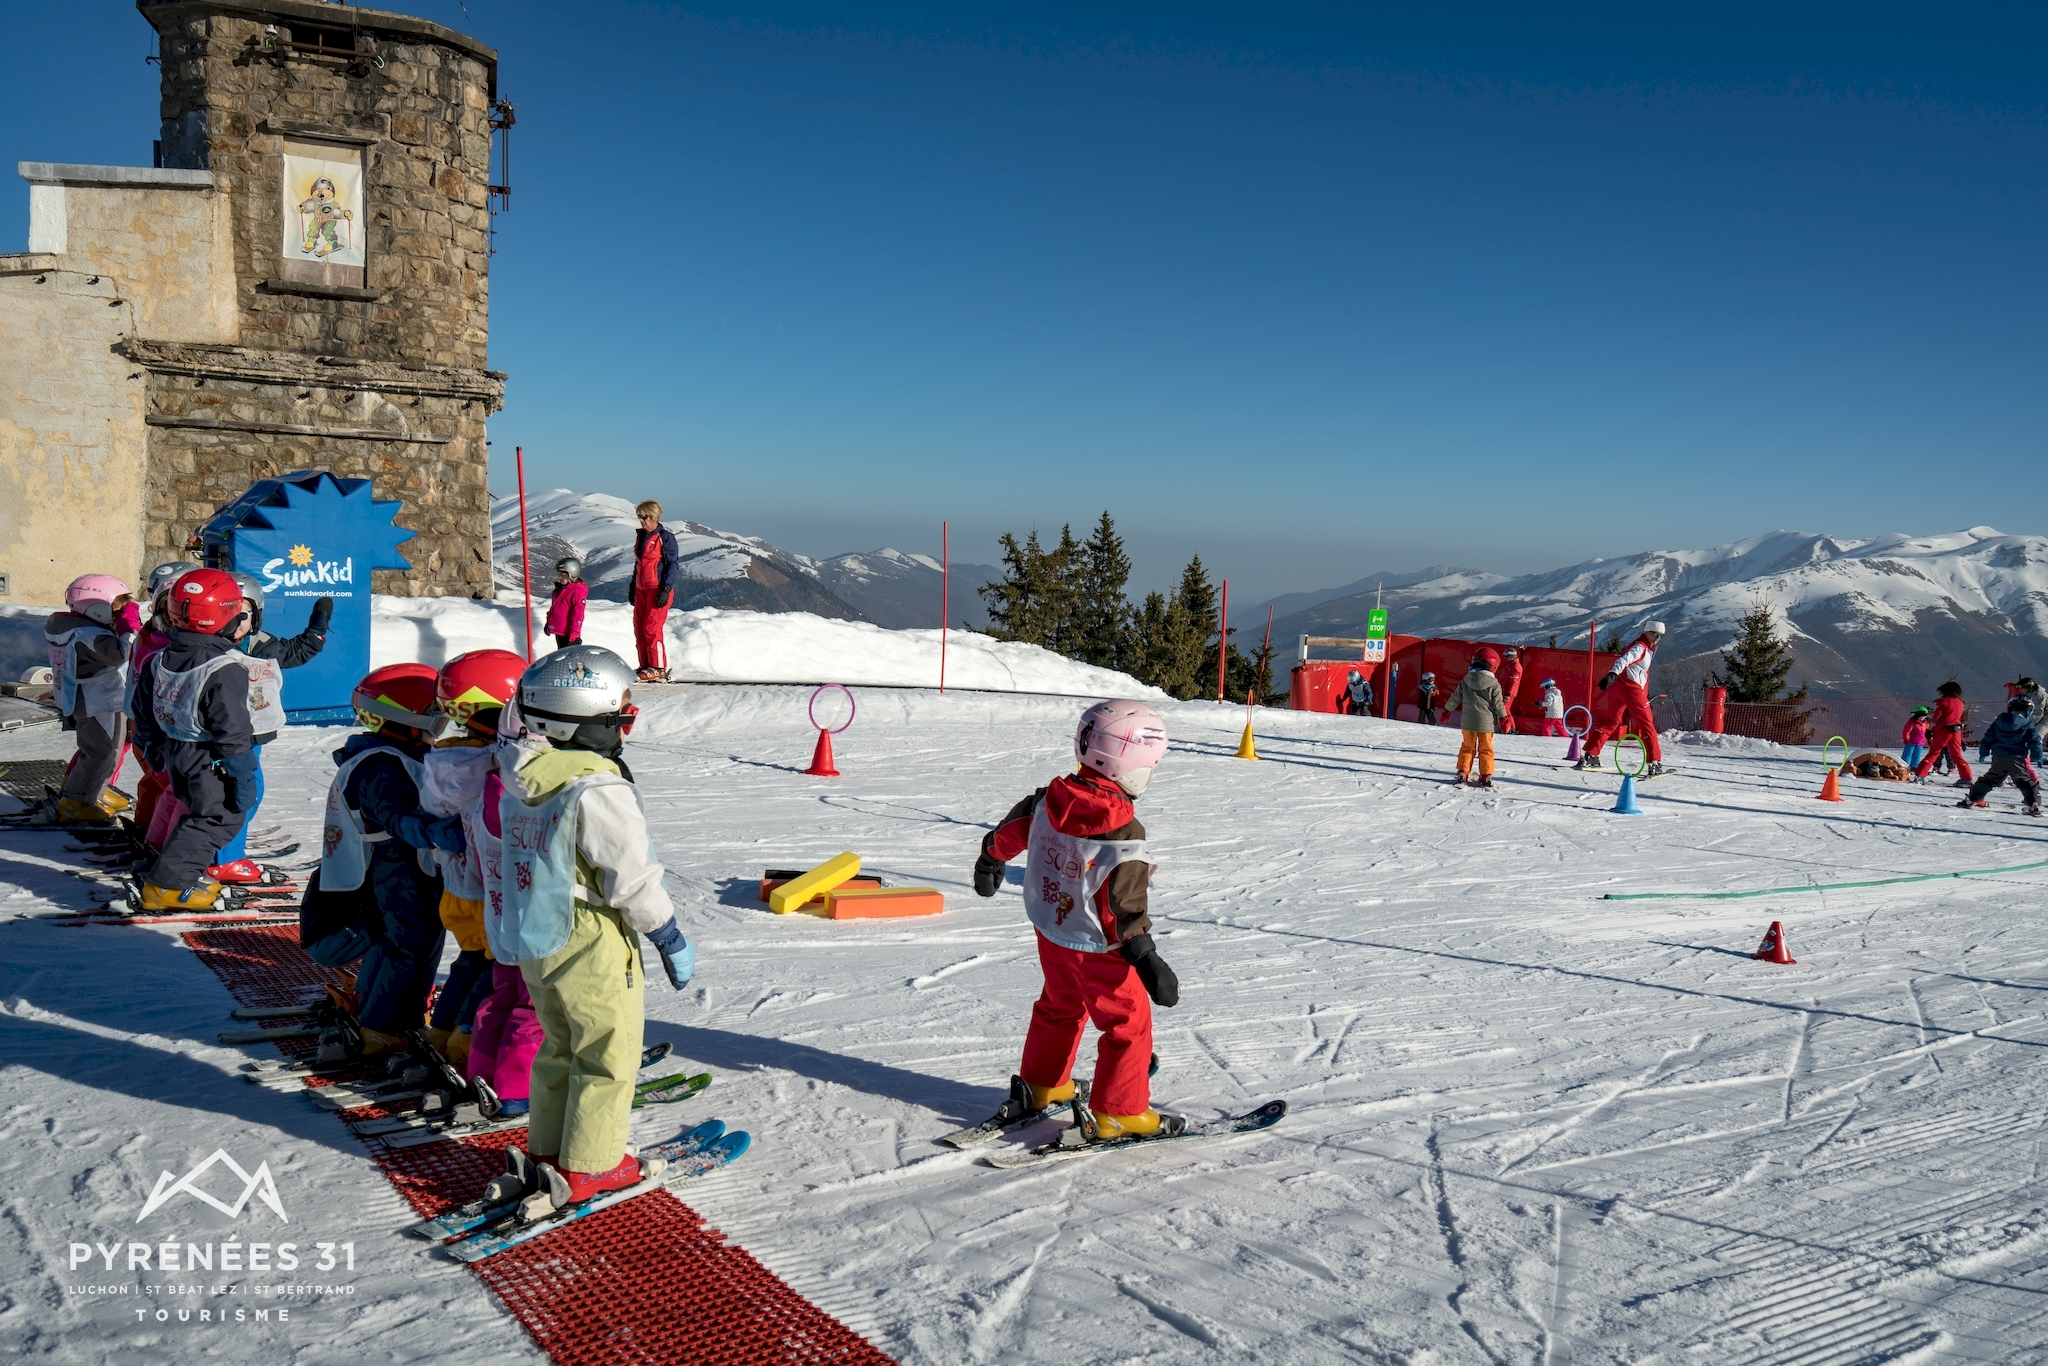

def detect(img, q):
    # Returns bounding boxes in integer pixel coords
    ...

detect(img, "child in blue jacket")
[1959,697,2042,815]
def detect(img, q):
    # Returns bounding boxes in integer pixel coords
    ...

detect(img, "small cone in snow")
[1816,766,1843,802]
[1563,732,1583,764]
[1235,723,1258,760]
[804,728,840,777]
[1752,920,1796,964]
[1611,773,1642,815]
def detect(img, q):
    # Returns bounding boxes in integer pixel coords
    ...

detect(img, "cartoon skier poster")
[279,138,365,283]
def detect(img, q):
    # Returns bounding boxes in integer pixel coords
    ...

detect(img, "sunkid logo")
[260,554,354,592]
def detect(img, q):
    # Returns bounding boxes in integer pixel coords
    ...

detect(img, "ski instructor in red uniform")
[1574,621,1667,777]
[630,501,681,682]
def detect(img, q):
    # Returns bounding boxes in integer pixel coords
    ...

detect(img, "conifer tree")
[980,529,1075,649]
[1714,597,1807,704]
[1713,596,1815,742]
[1071,511,1133,670]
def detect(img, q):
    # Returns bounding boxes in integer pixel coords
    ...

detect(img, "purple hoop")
[808,683,856,735]
[1564,705,1591,738]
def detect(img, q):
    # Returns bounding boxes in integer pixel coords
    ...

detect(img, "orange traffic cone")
[1752,921,1796,964]
[1816,767,1843,802]
[804,728,840,777]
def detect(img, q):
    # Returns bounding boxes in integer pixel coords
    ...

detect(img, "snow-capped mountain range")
[1264,528,2048,698]
[490,491,996,629]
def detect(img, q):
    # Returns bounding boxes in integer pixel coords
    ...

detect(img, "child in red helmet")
[973,700,1178,1140]
[318,663,463,1054]
[420,649,528,1069]
[130,569,264,911]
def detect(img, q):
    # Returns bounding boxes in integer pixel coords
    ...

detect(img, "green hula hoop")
[1612,731,1649,778]
[1822,735,1848,771]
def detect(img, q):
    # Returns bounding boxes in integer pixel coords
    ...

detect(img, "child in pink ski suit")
[468,718,545,1115]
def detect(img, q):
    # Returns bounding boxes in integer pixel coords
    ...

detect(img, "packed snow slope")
[1275,527,2048,697]
[0,595,1149,698]
[7,691,2048,1362]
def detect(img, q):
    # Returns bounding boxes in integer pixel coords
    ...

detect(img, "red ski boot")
[542,1151,663,1208]
[206,859,266,885]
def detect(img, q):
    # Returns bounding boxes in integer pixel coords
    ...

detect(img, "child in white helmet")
[1538,678,1567,737]
[973,700,1178,1140]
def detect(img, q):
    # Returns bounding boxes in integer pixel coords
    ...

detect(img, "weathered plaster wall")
[0,261,150,606]
[0,167,231,606]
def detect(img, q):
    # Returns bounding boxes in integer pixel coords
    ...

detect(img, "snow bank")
[381,596,1158,696]
[1662,728,1789,753]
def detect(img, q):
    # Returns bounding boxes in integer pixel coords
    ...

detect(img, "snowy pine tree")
[1713,596,1815,742]
[1070,512,1132,670]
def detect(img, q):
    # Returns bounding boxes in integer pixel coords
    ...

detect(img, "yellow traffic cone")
[1235,723,1258,760]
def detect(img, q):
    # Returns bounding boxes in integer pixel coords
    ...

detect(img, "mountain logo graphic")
[136,1150,288,1223]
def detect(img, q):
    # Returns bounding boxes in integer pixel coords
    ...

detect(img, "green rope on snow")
[1602,857,2048,901]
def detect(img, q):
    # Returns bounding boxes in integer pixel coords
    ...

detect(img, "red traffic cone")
[1752,920,1796,964]
[804,727,840,777]
[1816,767,1843,802]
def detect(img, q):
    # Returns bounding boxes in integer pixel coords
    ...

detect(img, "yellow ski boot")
[55,796,114,827]
[1025,1078,1076,1110]
[424,1026,453,1058]
[1092,1110,1165,1139]
[138,882,223,912]
[359,1027,409,1057]
[446,1027,473,1070]
[96,788,132,815]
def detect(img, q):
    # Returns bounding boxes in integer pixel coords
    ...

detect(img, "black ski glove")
[308,596,334,632]
[973,833,1005,897]
[1597,672,1617,692]
[1121,933,1179,1008]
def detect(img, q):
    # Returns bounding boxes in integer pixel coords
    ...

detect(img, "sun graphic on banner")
[289,544,314,567]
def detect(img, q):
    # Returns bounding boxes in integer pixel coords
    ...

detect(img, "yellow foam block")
[767,852,861,914]
[823,886,945,920]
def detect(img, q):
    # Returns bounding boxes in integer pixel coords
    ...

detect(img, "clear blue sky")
[5,4,2043,602]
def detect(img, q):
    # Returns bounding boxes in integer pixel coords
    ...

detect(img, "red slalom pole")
[516,445,534,661]
[939,520,949,695]
[1216,579,1229,703]
[1586,617,1596,715]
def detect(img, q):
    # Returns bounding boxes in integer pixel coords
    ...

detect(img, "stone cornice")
[117,338,505,409]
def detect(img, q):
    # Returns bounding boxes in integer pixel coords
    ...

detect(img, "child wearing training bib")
[972,700,1180,1141]
[493,646,693,1213]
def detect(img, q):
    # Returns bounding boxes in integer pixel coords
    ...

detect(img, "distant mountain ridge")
[1268,528,2048,698]
[490,490,998,629]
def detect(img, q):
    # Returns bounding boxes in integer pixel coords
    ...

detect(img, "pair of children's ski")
[406,1119,750,1262]
[939,1061,1287,1169]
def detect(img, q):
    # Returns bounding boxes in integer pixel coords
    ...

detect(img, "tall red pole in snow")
[939,521,949,695]
[516,445,534,661]
[1586,617,1596,715]
[1216,579,1229,703]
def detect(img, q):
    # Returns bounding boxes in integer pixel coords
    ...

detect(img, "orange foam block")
[758,872,883,905]
[821,886,945,920]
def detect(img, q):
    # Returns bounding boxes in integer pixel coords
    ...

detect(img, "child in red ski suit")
[973,701,1178,1138]
[1915,683,1973,785]
[1578,623,1666,775]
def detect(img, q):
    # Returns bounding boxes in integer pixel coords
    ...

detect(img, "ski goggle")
[354,696,450,738]
[437,685,511,725]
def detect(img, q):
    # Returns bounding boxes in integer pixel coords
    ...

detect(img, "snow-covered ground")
[5,691,2048,1362]
[1,596,1154,699]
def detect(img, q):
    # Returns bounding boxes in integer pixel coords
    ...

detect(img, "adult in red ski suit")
[1914,683,1973,784]
[630,501,680,681]
[1581,624,1665,767]
[1495,647,1524,734]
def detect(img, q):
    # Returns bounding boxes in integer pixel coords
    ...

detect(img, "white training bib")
[1020,802,1153,953]
[320,747,429,893]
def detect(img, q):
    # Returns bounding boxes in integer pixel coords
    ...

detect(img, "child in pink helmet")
[44,574,135,824]
[973,700,1179,1141]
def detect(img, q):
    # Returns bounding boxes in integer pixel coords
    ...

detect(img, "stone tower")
[0,0,502,605]
[138,0,503,595]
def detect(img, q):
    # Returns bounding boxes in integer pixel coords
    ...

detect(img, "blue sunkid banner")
[197,471,415,723]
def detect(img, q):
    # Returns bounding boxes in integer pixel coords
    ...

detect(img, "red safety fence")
[183,925,893,1366]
